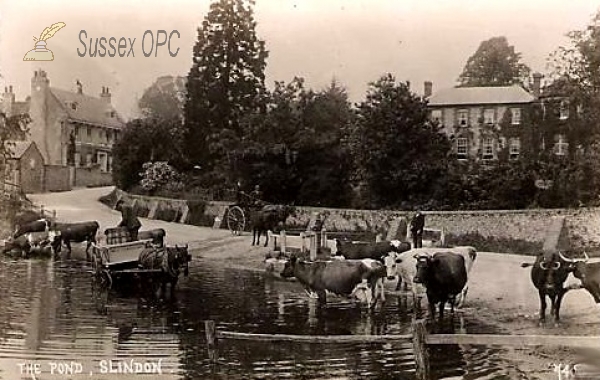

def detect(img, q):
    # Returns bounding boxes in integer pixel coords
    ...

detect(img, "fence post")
[205,320,217,363]
[412,319,430,380]
[300,232,306,253]
[280,230,287,255]
[310,233,317,261]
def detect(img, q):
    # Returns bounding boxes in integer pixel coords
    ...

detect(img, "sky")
[0,0,599,120]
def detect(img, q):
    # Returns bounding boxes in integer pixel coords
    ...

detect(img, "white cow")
[384,246,477,307]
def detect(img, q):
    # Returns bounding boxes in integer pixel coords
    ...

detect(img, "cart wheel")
[227,206,246,235]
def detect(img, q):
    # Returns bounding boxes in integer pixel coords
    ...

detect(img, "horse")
[138,245,191,298]
[250,205,295,247]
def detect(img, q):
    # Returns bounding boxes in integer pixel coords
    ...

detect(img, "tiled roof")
[50,88,125,128]
[8,141,33,159]
[428,85,535,106]
[12,101,30,115]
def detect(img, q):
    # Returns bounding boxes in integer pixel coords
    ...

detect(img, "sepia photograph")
[2,0,600,379]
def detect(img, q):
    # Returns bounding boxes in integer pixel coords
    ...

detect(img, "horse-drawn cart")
[90,227,191,295]
[225,191,264,235]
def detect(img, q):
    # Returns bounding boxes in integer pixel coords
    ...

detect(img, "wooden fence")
[204,319,600,380]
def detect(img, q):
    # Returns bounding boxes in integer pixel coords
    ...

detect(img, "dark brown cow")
[335,239,411,260]
[521,250,579,326]
[413,252,468,321]
[280,256,386,309]
[50,221,99,259]
[251,205,295,247]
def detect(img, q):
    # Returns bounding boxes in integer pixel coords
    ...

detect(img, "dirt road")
[29,187,600,379]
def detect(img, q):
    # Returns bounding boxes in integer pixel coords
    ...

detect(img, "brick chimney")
[424,81,433,97]
[532,72,543,98]
[100,86,111,103]
[2,85,15,116]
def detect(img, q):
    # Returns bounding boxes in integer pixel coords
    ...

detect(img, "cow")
[50,221,100,259]
[413,251,468,320]
[251,205,295,247]
[2,230,59,258]
[280,255,386,310]
[138,245,191,298]
[559,251,599,302]
[138,228,166,247]
[13,218,50,239]
[385,246,477,307]
[334,239,411,260]
[521,250,579,326]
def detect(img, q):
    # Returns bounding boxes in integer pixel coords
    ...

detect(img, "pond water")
[0,253,513,379]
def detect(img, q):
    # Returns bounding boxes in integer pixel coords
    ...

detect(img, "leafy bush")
[445,231,542,256]
[140,161,182,194]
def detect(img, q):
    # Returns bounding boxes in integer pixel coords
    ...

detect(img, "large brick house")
[27,69,124,171]
[426,79,539,161]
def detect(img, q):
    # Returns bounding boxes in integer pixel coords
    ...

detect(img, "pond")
[0,254,513,379]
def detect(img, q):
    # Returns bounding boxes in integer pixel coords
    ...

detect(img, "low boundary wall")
[106,189,600,250]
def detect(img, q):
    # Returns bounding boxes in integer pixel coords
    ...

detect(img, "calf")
[50,221,100,259]
[413,251,467,320]
[521,250,578,326]
[385,247,477,306]
[138,228,166,247]
[335,239,410,260]
[280,256,386,309]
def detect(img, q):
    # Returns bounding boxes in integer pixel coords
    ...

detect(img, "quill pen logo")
[23,22,66,61]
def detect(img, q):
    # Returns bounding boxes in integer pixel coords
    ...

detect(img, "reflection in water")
[0,255,512,379]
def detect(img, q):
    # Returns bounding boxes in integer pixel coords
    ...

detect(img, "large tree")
[184,0,268,180]
[457,36,531,87]
[138,75,186,121]
[352,74,451,209]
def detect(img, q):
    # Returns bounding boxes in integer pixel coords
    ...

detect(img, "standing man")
[116,199,141,241]
[410,210,425,249]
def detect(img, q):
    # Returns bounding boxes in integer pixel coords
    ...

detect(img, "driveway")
[27,186,234,247]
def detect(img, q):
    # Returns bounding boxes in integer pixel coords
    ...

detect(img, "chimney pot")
[532,72,543,98]
[424,81,433,97]
[9,85,13,93]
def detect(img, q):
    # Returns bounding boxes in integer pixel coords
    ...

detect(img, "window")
[482,137,494,160]
[75,153,81,167]
[87,126,92,138]
[554,134,568,156]
[86,153,92,167]
[431,109,442,123]
[511,108,521,125]
[559,101,569,120]
[484,109,495,125]
[74,126,79,138]
[106,130,112,143]
[456,138,468,160]
[509,138,521,160]
[457,109,468,127]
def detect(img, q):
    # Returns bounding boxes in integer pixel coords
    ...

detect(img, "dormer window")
[110,111,116,118]
[71,102,78,110]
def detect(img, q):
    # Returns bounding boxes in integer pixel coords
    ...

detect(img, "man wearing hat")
[116,199,141,241]
[410,211,425,248]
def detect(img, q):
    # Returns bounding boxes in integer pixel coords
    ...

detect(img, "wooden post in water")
[321,228,327,250]
[300,232,306,253]
[412,319,430,380]
[205,320,217,363]
[309,233,317,261]
[280,230,287,254]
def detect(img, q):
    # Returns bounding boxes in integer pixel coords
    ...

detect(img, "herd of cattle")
[5,212,600,325]
[275,237,600,324]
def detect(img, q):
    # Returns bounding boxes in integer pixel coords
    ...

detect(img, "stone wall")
[44,165,70,192]
[75,167,113,188]
[105,189,600,249]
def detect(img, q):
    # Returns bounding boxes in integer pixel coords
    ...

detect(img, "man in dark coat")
[410,211,425,249]
[116,200,141,241]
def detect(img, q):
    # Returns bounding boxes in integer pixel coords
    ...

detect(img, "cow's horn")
[558,251,574,263]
